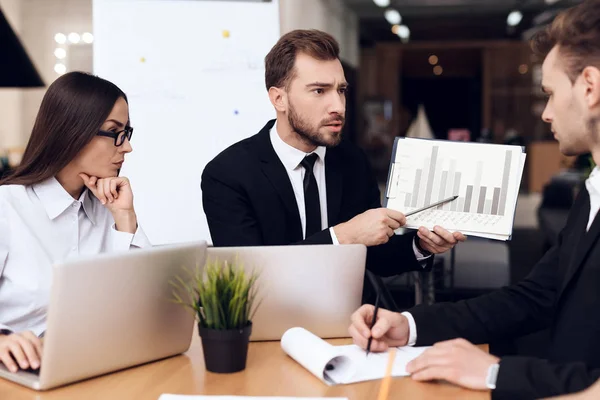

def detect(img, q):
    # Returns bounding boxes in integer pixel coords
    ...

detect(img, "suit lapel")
[325,148,343,225]
[255,120,303,240]
[559,192,600,297]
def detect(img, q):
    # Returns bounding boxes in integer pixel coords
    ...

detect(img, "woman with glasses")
[0,71,151,373]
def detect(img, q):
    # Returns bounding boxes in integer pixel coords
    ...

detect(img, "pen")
[366,293,380,357]
[405,195,458,217]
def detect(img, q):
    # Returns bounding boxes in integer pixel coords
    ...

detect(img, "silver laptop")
[0,241,207,390]
[207,244,367,341]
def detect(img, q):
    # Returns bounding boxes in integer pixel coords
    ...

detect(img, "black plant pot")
[198,322,252,373]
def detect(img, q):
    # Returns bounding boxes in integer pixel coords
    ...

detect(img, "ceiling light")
[397,25,410,39]
[429,55,438,65]
[391,24,399,34]
[54,63,66,75]
[385,9,402,25]
[54,33,66,44]
[82,32,94,44]
[373,0,390,7]
[507,10,523,27]
[68,32,81,44]
[433,65,443,76]
[54,48,66,59]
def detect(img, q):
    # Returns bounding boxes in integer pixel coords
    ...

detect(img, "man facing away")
[349,1,600,398]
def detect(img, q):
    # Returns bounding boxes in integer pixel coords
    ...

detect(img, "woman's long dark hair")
[0,71,127,186]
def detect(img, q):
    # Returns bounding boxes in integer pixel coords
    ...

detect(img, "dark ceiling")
[342,0,582,46]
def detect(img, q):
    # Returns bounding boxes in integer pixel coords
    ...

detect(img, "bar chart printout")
[385,138,526,240]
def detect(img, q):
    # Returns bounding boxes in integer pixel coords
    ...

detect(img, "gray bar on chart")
[437,171,448,208]
[445,160,457,210]
[405,194,412,208]
[411,169,422,207]
[464,185,473,213]
[424,146,439,207]
[451,172,461,211]
[477,187,487,214]
[458,197,464,212]
[491,187,501,215]
[417,158,430,207]
[472,161,483,212]
[499,150,512,216]
[484,199,492,214]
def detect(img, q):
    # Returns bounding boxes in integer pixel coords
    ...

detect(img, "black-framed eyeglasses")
[97,126,134,147]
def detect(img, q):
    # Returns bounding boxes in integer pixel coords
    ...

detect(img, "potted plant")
[171,258,260,373]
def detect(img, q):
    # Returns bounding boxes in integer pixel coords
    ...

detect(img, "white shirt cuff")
[110,224,152,251]
[412,238,431,263]
[329,227,340,245]
[401,311,418,346]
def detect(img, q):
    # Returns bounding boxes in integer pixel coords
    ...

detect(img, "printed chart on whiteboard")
[384,138,526,240]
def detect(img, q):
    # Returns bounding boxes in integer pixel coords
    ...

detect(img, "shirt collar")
[586,166,600,194]
[269,120,327,172]
[32,177,97,225]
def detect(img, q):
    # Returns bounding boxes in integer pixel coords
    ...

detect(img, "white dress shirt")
[0,177,151,335]
[269,121,428,260]
[402,165,600,346]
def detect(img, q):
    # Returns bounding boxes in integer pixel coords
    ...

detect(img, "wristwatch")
[485,363,500,390]
[0,329,12,336]
[415,237,433,257]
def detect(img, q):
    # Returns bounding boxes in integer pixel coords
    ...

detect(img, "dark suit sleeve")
[409,235,559,346]
[202,158,333,247]
[492,357,600,400]
[201,159,265,246]
[361,151,429,276]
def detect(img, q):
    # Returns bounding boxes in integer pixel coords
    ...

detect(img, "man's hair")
[264,29,340,91]
[531,0,600,83]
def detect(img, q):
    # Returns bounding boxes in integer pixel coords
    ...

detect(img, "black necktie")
[300,153,321,238]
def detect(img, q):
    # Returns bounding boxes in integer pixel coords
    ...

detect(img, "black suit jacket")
[409,184,600,399]
[201,119,429,276]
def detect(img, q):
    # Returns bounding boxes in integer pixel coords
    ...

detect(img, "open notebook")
[280,328,429,385]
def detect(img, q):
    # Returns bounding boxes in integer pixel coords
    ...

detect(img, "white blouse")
[0,177,151,335]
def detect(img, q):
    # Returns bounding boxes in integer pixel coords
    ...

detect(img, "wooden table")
[0,334,490,400]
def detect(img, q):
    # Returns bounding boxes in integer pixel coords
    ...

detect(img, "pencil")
[377,348,397,400]
[366,294,380,357]
[405,195,458,217]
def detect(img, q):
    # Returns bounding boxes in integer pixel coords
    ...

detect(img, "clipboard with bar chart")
[384,138,526,240]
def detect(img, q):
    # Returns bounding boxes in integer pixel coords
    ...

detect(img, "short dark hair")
[531,0,600,83]
[0,71,127,186]
[264,29,340,91]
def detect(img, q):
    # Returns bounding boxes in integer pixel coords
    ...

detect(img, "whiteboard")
[93,0,279,244]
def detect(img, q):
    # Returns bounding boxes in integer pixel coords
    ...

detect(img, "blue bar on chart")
[405,193,412,208]
[417,157,431,208]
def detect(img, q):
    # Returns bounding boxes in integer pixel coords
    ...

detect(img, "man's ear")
[582,66,600,108]
[268,87,287,112]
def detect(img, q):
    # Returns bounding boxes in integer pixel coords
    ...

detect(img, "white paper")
[385,138,527,241]
[159,397,348,400]
[280,328,429,385]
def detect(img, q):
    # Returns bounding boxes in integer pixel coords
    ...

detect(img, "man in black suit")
[201,29,465,276]
[349,2,600,398]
